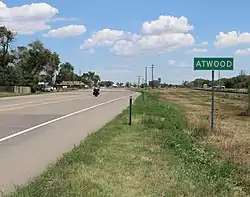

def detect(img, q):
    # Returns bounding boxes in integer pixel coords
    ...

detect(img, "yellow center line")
[0,97,82,112]
[0,96,79,110]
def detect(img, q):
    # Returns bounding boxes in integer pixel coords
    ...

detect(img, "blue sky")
[1,0,250,84]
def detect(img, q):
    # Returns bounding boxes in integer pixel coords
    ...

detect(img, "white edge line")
[0,93,137,143]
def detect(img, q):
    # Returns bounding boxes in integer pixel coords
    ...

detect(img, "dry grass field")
[156,88,250,165]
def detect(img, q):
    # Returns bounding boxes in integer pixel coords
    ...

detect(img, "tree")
[44,52,60,85]
[2,65,19,86]
[240,76,250,116]
[149,80,157,88]
[92,73,101,86]
[224,79,234,89]
[0,26,15,68]
[161,83,169,88]
[56,62,74,83]
[192,78,211,87]
[0,26,81,92]
[81,71,101,87]
[0,26,16,85]
[14,40,60,92]
[247,77,250,114]
[116,82,123,87]
[125,82,130,87]
[182,80,188,87]
[99,81,113,87]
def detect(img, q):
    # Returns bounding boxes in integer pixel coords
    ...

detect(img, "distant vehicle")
[42,86,56,92]
[93,87,100,97]
[43,87,52,92]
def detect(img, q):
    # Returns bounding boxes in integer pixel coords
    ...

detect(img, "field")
[154,88,250,165]
[3,91,250,197]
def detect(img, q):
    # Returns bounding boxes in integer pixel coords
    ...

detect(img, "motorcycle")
[93,87,100,97]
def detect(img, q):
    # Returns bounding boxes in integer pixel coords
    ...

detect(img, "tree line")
[182,72,250,115]
[183,72,250,89]
[0,26,101,92]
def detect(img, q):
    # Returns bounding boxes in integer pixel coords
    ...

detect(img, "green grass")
[0,89,77,98]
[4,93,249,197]
[0,92,23,98]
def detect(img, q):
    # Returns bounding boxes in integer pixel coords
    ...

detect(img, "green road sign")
[194,57,234,70]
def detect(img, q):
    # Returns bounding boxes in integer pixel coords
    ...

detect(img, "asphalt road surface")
[0,89,138,193]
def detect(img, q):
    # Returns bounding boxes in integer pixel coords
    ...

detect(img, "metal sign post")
[194,57,234,130]
[211,70,215,130]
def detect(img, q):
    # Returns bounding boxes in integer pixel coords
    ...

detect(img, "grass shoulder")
[4,93,248,197]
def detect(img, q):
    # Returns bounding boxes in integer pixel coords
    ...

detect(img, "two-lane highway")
[0,89,138,193]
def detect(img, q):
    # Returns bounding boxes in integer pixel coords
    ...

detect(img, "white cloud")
[168,60,176,65]
[109,40,136,56]
[80,29,123,49]
[84,49,95,54]
[109,68,132,74]
[235,48,250,55]
[109,65,130,69]
[201,41,208,45]
[167,60,191,68]
[142,15,193,34]
[43,25,86,38]
[110,33,195,56]
[0,1,58,35]
[50,17,78,22]
[189,48,207,53]
[81,15,195,55]
[178,64,192,68]
[99,65,132,77]
[214,31,250,47]
[137,33,194,51]
[80,28,140,50]
[0,1,6,8]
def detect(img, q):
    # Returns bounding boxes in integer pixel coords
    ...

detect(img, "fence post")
[129,96,132,125]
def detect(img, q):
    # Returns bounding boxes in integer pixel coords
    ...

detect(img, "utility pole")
[145,66,147,89]
[218,70,221,90]
[150,65,155,88]
[137,76,142,88]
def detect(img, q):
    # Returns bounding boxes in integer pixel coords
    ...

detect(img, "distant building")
[111,84,118,88]
[57,81,86,88]
[215,85,225,90]
[38,82,49,86]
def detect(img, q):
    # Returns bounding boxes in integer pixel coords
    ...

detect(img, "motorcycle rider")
[93,85,100,96]
[93,85,100,91]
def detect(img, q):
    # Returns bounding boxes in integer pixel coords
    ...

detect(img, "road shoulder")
[0,93,138,194]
